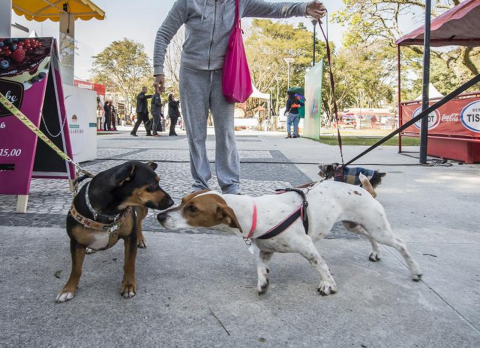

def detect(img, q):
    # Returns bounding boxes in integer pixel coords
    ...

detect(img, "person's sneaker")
[146,134,152,136]
[153,134,161,137]
[285,135,291,139]
[130,133,138,137]
[292,135,298,138]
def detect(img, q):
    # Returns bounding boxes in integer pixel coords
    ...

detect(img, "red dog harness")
[245,188,309,241]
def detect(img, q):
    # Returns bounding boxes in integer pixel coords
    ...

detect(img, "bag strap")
[235,0,241,28]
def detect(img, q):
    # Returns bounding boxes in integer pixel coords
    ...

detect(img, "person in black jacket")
[131,87,153,137]
[285,92,304,138]
[103,101,111,131]
[168,94,180,136]
[151,92,163,136]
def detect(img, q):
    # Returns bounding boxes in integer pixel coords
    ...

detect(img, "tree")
[91,39,152,115]
[164,26,185,96]
[333,0,480,97]
[244,19,326,114]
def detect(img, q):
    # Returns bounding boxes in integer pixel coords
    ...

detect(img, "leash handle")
[0,92,95,181]
[317,16,345,168]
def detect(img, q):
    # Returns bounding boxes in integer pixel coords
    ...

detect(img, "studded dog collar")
[69,204,132,234]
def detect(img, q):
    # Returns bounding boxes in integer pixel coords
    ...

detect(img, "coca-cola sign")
[0,79,24,118]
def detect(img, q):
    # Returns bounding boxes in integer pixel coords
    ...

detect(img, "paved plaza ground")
[1,127,479,347]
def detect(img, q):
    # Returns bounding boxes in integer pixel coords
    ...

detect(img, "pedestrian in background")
[110,103,117,131]
[285,92,303,138]
[103,101,111,131]
[168,94,180,136]
[154,0,327,193]
[131,87,152,137]
[151,91,163,137]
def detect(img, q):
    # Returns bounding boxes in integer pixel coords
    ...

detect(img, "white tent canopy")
[415,83,444,101]
[250,84,270,100]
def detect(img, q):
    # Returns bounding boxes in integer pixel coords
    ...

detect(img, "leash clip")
[243,237,252,246]
[108,224,119,234]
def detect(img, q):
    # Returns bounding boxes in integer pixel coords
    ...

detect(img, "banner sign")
[0,37,75,196]
[304,60,323,139]
[401,94,480,137]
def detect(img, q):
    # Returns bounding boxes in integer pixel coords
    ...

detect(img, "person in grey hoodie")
[153,0,326,194]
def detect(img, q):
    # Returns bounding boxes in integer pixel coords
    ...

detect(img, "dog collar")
[85,182,125,222]
[246,202,257,239]
[70,203,132,234]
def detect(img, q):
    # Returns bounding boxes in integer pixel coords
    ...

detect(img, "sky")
[9,0,425,81]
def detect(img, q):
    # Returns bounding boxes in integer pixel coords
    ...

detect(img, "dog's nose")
[157,213,167,224]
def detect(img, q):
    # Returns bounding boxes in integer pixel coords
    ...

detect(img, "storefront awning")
[12,0,106,22]
[396,0,480,47]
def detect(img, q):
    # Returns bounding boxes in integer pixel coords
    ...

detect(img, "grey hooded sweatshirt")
[154,0,308,76]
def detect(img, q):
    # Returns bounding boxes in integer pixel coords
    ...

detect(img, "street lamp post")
[275,76,281,116]
[284,57,295,90]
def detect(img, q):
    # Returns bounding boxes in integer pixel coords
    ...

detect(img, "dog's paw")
[55,291,75,303]
[412,273,423,282]
[137,238,147,249]
[369,251,381,262]
[121,282,136,299]
[318,281,337,296]
[257,278,269,295]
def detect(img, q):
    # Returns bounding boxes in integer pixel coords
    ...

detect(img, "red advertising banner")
[0,37,75,204]
[401,93,480,138]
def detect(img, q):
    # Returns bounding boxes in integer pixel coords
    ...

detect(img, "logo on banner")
[0,80,24,118]
[413,107,440,130]
[460,101,480,133]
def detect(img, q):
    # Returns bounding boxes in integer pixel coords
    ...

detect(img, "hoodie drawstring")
[201,0,208,22]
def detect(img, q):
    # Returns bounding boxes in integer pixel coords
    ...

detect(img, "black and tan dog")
[56,161,174,303]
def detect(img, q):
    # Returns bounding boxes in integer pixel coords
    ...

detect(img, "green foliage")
[333,0,479,102]
[314,135,420,146]
[244,19,326,113]
[91,39,152,115]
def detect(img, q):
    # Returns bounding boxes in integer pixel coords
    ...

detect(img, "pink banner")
[0,37,75,196]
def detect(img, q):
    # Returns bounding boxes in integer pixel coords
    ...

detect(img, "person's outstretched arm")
[244,0,326,20]
[153,0,188,77]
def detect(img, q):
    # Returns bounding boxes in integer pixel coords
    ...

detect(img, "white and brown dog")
[157,182,422,296]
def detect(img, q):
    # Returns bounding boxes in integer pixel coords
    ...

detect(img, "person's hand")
[306,1,327,23]
[154,75,165,94]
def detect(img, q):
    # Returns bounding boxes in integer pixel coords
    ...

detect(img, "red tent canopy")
[396,0,480,47]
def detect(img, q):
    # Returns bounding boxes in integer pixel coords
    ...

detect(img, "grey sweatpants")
[179,66,240,194]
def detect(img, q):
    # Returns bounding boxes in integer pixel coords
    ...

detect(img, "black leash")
[317,15,345,168]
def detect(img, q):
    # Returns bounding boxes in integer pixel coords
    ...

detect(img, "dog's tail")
[378,172,387,178]
[359,173,377,198]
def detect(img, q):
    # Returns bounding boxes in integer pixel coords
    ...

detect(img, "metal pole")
[397,45,403,153]
[0,0,12,37]
[313,27,316,66]
[287,63,291,90]
[420,0,432,164]
[276,78,280,116]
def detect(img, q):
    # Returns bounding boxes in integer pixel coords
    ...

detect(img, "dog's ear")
[147,162,158,171]
[114,163,136,186]
[216,205,243,233]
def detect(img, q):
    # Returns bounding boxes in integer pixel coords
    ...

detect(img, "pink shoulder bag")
[222,0,253,103]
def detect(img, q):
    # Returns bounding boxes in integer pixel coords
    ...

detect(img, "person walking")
[103,101,111,131]
[167,94,180,136]
[131,87,153,137]
[151,91,163,137]
[285,92,304,138]
[110,103,117,131]
[153,0,326,193]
